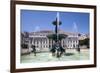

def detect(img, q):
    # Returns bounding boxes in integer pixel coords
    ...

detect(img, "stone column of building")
[38,38,41,50]
[35,39,37,48]
[47,38,49,48]
[32,38,34,45]
[72,40,74,49]
[50,39,52,48]
[46,38,48,48]
[49,39,50,48]
[42,38,45,49]
[65,38,67,49]
[68,40,70,49]
[70,40,72,49]
[45,38,46,48]
[42,38,43,49]
[75,40,77,48]
[40,38,42,49]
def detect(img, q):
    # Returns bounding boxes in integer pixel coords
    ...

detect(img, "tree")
[79,38,89,48]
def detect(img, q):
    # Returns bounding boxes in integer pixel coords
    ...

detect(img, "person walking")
[32,45,36,56]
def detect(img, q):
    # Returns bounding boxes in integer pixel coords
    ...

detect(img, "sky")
[21,10,89,34]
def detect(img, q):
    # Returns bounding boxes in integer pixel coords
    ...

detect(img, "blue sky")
[21,10,89,34]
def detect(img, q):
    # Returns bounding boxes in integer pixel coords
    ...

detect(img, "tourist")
[31,45,36,56]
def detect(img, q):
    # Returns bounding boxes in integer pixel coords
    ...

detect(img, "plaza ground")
[21,49,89,63]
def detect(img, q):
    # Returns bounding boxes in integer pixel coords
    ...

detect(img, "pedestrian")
[32,45,36,56]
[77,45,80,53]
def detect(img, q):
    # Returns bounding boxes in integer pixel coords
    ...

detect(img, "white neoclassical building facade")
[21,30,79,52]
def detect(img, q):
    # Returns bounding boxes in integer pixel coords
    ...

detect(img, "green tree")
[79,38,89,48]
